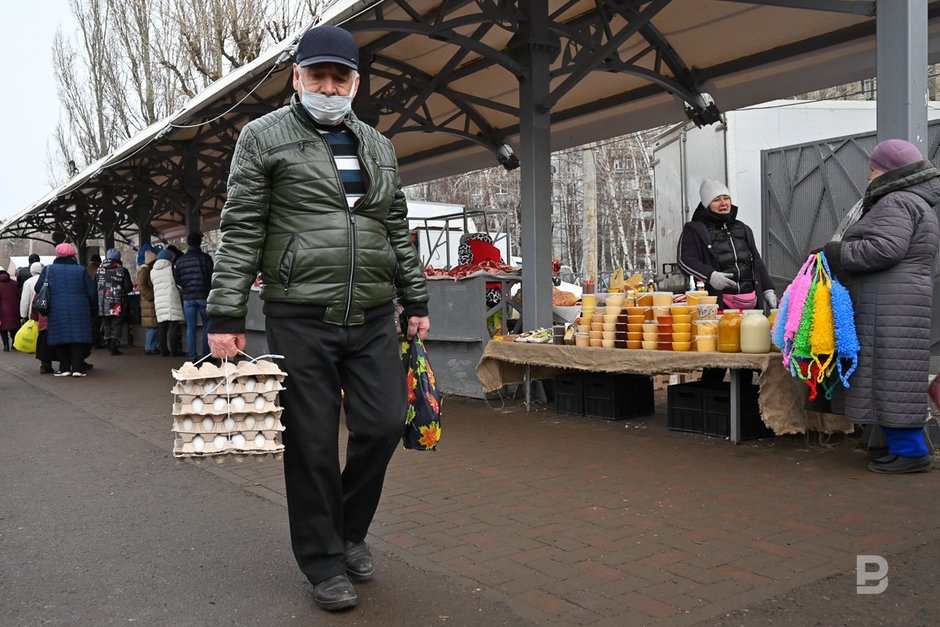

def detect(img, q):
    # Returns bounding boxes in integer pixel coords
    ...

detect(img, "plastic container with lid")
[717,309,742,353]
[740,309,771,353]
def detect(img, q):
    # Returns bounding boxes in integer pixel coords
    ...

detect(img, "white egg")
[254,396,267,410]
[225,381,237,394]
[232,434,246,449]
[190,397,204,412]
[181,418,193,431]
[182,381,195,394]
[243,416,256,430]
[263,414,276,430]
[201,417,215,432]
[265,378,276,391]
[231,396,246,411]
[223,416,236,431]
[254,433,267,448]
[213,397,226,412]
[192,435,205,452]
[213,435,228,450]
[203,380,218,394]
[244,379,256,392]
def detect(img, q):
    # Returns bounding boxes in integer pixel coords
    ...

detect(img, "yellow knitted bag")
[809,261,835,378]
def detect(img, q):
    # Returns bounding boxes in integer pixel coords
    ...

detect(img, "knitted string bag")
[790,267,820,399]
[819,252,860,387]
[772,288,792,360]
[809,259,836,377]
[782,254,818,362]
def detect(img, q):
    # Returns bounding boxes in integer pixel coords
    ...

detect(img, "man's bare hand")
[208,332,246,358]
[406,316,430,340]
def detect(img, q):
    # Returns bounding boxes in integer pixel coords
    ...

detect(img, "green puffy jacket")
[208,97,428,329]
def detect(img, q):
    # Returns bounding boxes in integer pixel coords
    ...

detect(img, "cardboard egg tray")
[172,411,285,434]
[171,358,288,461]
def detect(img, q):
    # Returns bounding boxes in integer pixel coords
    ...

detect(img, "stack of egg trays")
[171,359,288,462]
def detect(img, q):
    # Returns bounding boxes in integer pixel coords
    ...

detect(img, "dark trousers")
[266,310,406,584]
[158,321,181,355]
[0,329,12,350]
[57,343,90,373]
[101,316,124,342]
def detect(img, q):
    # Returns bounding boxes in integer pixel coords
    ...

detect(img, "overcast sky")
[0,0,73,221]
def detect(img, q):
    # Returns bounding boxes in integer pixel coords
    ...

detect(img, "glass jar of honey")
[766,308,780,352]
[717,309,742,353]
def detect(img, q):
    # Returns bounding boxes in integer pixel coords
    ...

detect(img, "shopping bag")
[401,337,443,450]
[13,320,39,353]
[34,283,51,316]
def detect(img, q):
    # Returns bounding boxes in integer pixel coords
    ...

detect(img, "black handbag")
[34,270,51,316]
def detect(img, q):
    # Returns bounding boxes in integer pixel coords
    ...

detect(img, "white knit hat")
[699,179,731,207]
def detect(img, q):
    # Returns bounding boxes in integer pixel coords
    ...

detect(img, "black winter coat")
[677,203,774,307]
[173,248,213,300]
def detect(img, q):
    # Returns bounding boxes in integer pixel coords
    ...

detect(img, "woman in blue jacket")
[34,243,97,376]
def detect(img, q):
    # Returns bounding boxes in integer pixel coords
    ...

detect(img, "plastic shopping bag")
[401,337,443,450]
[13,320,39,353]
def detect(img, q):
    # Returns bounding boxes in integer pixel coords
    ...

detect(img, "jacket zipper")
[280,234,297,294]
[724,224,741,291]
[265,140,309,156]
[344,213,357,323]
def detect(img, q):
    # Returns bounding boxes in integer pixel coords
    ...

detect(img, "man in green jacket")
[207,25,430,612]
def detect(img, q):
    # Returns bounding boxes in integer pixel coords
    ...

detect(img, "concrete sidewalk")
[3,346,940,625]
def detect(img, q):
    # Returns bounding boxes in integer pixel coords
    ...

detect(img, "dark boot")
[109,340,122,356]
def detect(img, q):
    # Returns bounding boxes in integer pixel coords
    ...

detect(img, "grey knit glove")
[709,271,736,291]
[763,290,778,309]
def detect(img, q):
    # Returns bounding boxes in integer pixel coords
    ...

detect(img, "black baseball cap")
[296,26,359,71]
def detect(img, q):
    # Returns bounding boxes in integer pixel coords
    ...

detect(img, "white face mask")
[300,82,356,126]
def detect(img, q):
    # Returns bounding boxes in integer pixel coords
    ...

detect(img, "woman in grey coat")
[825,139,940,474]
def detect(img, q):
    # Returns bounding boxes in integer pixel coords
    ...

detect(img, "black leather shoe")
[868,455,933,474]
[344,541,375,582]
[311,574,357,611]
[866,447,889,461]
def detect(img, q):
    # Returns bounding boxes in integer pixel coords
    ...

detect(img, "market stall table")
[476,341,852,443]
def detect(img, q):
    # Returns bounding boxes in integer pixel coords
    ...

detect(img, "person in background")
[85,253,103,348]
[151,249,185,357]
[173,232,213,361]
[16,253,40,298]
[824,139,940,475]
[19,261,53,373]
[137,247,161,355]
[35,243,96,376]
[96,248,133,356]
[166,244,183,263]
[678,179,777,383]
[0,269,19,351]
[206,26,429,612]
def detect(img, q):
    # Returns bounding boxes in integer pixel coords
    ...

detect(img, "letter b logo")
[856,555,888,594]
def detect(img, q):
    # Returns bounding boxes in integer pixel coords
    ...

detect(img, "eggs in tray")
[171,359,287,462]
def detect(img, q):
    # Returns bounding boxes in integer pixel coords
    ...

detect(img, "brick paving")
[4,346,940,625]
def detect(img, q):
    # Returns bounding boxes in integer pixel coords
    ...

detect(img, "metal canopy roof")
[3,0,939,250]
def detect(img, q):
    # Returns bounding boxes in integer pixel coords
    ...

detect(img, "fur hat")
[106,248,121,261]
[55,243,77,258]
[699,179,731,207]
[870,139,923,172]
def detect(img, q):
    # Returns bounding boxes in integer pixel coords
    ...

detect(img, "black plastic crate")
[583,373,655,420]
[702,382,774,440]
[554,372,584,416]
[667,382,705,433]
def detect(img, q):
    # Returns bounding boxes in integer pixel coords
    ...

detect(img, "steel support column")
[877,0,929,151]
[518,0,554,332]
